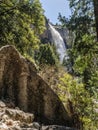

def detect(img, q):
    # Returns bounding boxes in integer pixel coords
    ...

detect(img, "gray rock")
[41,125,76,130]
[32,122,40,129]
[5,108,34,123]
[0,100,6,108]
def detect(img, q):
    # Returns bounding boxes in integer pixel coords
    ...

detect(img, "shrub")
[58,73,98,130]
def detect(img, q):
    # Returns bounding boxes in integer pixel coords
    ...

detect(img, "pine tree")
[58,1,98,129]
[58,0,98,92]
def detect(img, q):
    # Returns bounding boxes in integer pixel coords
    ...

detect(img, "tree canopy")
[0,0,45,54]
[58,0,98,129]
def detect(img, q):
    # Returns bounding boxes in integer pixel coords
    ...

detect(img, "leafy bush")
[58,73,98,130]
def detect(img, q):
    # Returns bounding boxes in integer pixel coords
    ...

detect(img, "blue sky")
[40,0,71,24]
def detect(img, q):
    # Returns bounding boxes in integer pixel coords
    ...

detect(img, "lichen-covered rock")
[0,100,34,130]
[0,45,72,126]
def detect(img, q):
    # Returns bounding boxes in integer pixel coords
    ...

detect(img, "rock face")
[54,26,74,49]
[40,19,53,44]
[40,19,74,49]
[0,45,72,126]
[40,19,67,45]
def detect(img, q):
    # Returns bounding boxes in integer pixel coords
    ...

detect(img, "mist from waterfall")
[49,23,67,63]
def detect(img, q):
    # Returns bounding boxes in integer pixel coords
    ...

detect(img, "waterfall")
[49,23,67,63]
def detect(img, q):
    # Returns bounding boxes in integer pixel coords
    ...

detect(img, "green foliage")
[58,0,95,50]
[0,0,45,55]
[35,44,59,65]
[73,35,98,72]
[58,73,98,130]
[58,0,98,94]
[73,35,98,94]
[58,2,98,129]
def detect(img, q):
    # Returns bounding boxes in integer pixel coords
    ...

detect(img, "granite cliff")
[40,19,72,48]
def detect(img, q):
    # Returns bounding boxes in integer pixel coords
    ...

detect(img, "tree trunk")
[93,0,98,41]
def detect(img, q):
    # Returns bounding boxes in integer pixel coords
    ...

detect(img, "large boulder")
[0,45,72,126]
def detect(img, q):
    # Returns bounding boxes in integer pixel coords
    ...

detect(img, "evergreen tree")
[35,44,59,65]
[58,0,98,93]
[58,3,98,129]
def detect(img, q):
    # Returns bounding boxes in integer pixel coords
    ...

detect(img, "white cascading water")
[49,23,67,63]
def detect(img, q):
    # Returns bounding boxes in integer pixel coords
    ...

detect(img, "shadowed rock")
[0,45,72,126]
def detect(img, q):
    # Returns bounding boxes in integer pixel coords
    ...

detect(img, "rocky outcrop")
[0,45,72,126]
[0,100,34,130]
[0,101,76,130]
